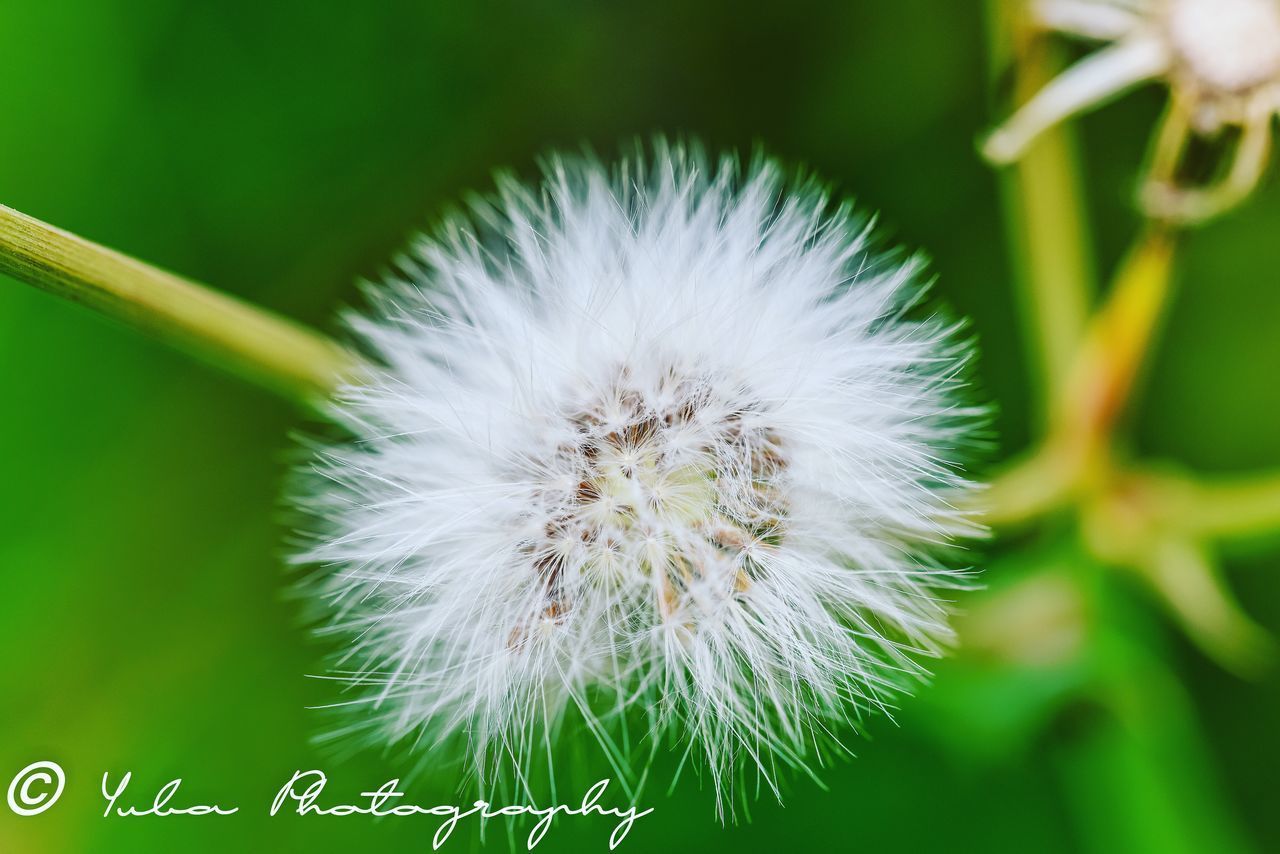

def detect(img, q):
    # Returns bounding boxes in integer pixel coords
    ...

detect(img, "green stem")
[981,230,1177,526]
[1139,538,1274,677]
[1181,472,1280,540]
[1056,649,1253,854]
[0,203,358,405]
[986,0,1096,425]
[1056,228,1176,441]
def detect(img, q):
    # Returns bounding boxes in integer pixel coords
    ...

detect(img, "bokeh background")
[3,1,1280,850]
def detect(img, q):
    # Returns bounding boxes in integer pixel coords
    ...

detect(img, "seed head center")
[528,367,788,618]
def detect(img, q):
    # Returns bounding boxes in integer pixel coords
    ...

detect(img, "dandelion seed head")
[293,141,981,811]
[988,0,1280,221]
[1166,0,1280,96]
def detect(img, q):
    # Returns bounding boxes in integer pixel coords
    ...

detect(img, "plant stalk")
[1180,472,1280,540]
[1056,227,1176,443]
[981,229,1176,526]
[987,0,1096,424]
[0,203,358,405]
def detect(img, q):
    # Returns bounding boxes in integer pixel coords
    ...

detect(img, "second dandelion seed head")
[1165,0,1280,119]
[989,0,1280,222]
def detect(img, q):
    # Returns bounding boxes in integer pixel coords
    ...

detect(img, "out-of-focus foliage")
[1,1,1278,850]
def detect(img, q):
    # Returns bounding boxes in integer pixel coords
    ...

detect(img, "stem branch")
[1180,472,1280,540]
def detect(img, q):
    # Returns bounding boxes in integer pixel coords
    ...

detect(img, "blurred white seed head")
[294,142,981,811]
[986,0,1280,222]
[1165,0,1280,102]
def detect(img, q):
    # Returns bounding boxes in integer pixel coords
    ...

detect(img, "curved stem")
[0,203,358,405]
[1140,538,1274,677]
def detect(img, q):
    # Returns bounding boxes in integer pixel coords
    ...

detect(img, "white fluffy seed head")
[1165,0,1280,95]
[293,141,983,812]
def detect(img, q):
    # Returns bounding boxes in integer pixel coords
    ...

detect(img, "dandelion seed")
[985,0,1280,222]
[293,142,982,812]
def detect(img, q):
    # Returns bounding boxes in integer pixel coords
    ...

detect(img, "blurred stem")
[987,0,1096,424]
[979,431,1090,526]
[983,230,1177,526]
[1056,649,1253,854]
[1055,228,1175,441]
[1179,472,1280,541]
[1077,467,1276,675]
[1141,538,1275,676]
[0,203,358,405]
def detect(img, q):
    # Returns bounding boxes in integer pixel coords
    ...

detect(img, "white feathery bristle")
[293,141,983,812]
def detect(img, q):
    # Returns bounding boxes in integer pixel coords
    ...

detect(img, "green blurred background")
[3,1,1280,850]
